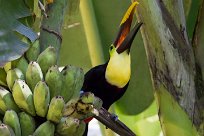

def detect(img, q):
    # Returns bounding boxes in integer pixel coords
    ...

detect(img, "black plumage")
[82,63,130,136]
[82,63,129,110]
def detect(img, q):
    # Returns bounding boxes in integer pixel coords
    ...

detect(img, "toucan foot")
[110,114,118,121]
[80,90,84,96]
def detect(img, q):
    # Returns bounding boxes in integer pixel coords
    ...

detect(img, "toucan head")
[109,2,142,57]
[105,2,142,88]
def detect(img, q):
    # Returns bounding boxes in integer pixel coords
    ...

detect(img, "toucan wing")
[82,63,107,93]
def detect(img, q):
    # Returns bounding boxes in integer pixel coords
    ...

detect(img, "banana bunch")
[0,43,101,136]
[63,92,103,120]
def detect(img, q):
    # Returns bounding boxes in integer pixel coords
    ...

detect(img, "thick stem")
[39,0,68,61]
[135,0,202,132]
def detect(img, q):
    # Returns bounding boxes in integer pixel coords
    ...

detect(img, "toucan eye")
[109,45,114,51]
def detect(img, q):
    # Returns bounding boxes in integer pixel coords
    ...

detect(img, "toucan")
[82,2,142,135]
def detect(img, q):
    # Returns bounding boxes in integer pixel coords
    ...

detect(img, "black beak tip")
[116,22,143,54]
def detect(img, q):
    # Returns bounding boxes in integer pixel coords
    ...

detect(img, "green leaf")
[115,101,162,136]
[0,0,37,66]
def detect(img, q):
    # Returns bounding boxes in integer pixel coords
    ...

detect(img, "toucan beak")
[113,2,142,54]
[116,22,142,54]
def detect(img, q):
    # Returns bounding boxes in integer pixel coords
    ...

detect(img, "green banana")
[6,68,24,90]
[0,68,7,87]
[62,98,78,117]
[3,110,21,136]
[60,65,75,102]
[56,117,81,136]
[73,100,94,120]
[47,96,65,123]
[63,92,100,120]
[72,67,84,99]
[21,36,30,44]
[16,57,28,76]
[26,39,40,61]
[93,96,103,110]
[33,81,50,117]
[0,92,7,114]
[3,62,13,73]
[81,92,103,109]
[60,65,84,102]
[0,87,20,113]
[0,103,6,114]
[33,121,55,136]
[3,59,19,73]
[0,123,15,136]
[18,112,36,136]
[75,121,86,136]
[12,79,36,116]
[26,61,43,92]
[81,92,95,104]
[37,46,57,75]
[45,65,62,99]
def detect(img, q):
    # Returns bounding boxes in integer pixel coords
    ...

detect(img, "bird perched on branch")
[82,2,142,135]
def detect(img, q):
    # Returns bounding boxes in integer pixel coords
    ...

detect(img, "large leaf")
[0,0,37,66]
[115,101,162,136]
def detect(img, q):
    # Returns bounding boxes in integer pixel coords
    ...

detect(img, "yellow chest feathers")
[105,51,131,88]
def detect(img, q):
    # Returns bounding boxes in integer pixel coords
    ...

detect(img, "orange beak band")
[113,1,142,54]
